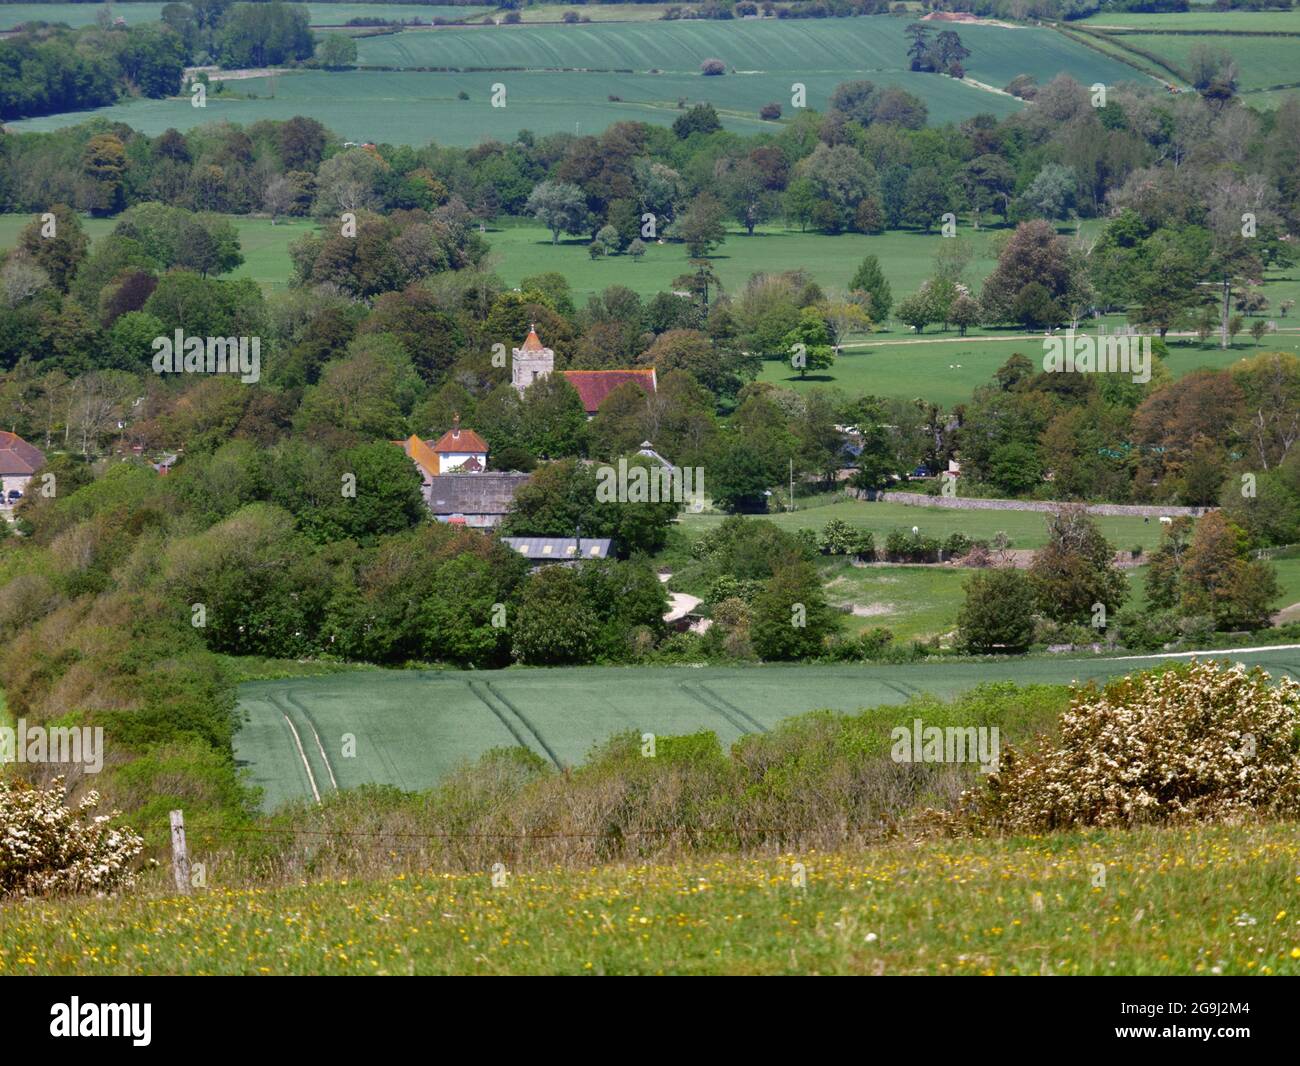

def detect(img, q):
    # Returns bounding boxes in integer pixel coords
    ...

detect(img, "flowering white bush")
[0,777,144,897]
[959,660,1300,832]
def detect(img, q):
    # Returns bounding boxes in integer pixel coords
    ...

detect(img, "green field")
[355,18,1143,92]
[1082,9,1300,32]
[0,212,308,290]
[234,647,1300,810]
[490,220,1010,307]
[0,3,490,29]
[6,15,1158,143]
[682,496,1174,552]
[5,822,1299,974]
[760,333,1300,405]
[1115,32,1300,92]
[820,561,972,639]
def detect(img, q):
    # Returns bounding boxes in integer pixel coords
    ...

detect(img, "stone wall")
[861,490,1211,519]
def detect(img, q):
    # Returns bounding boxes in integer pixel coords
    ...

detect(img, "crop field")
[6,15,1155,143]
[0,3,489,30]
[355,18,1142,91]
[6,822,1300,974]
[1081,9,1300,32]
[234,647,1300,810]
[1114,32,1300,92]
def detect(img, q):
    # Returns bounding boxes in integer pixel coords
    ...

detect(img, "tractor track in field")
[274,700,321,805]
[484,681,563,769]
[284,691,339,792]
[697,682,769,734]
[467,680,562,770]
[882,679,921,702]
[268,691,336,801]
[678,680,757,737]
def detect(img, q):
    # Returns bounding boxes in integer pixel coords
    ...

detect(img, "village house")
[511,326,657,417]
[392,420,529,529]
[0,431,45,506]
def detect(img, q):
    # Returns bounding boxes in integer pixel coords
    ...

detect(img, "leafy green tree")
[712,442,772,513]
[848,255,892,322]
[315,33,357,69]
[82,134,128,216]
[1179,511,1279,629]
[783,307,835,378]
[19,205,89,292]
[958,568,1036,653]
[676,193,728,257]
[1028,507,1128,625]
[672,102,722,139]
[512,566,599,665]
[526,180,591,245]
[750,561,836,660]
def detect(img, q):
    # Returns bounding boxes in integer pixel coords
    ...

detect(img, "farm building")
[500,537,613,563]
[428,472,531,529]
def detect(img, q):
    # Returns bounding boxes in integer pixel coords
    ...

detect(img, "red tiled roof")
[431,427,489,454]
[560,369,657,414]
[0,431,44,476]
[518,327,548,352]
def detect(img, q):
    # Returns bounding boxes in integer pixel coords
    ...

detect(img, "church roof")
[560,369,657,415]
[518,326,549,353]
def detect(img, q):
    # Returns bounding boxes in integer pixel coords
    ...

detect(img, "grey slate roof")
[500,537,613,560]
[426,472,531,516]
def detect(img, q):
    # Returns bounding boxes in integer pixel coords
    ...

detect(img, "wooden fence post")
[170,809,191,895]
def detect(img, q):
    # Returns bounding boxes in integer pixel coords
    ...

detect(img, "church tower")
[511,325,554,394]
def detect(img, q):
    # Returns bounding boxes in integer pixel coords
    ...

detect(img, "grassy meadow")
[680,496,1172,552]
[0,212,312,290]
[1082,9,1300,32]
[4,823,1299,974]
[760,333,1300,405]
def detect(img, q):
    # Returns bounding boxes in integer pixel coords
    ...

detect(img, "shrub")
[818,517,856,555]
[759,102,781,120]
[0,779,145,898]
[858,626,894,658]
[700,58,726,75]
[884,528,939,562]
[955,661,1300,832]
[942,532,972,557]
